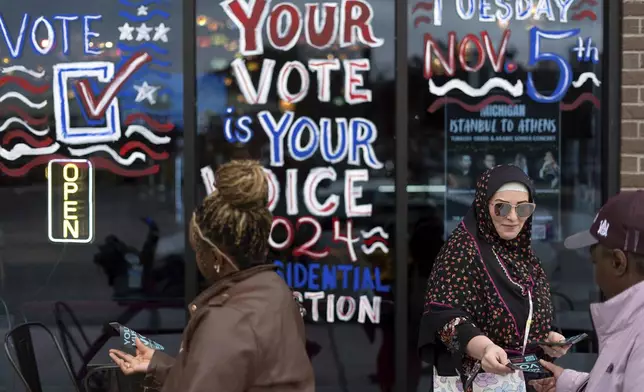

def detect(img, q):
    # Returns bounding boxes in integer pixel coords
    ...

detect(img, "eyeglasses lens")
[516,204,535,218]
[493,203,535,218]
[494,203,512,217]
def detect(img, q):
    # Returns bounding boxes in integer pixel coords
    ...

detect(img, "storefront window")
[0,0,615,389]
[0,1,185,388]
[408,0,604,385]
[196,0,396,389]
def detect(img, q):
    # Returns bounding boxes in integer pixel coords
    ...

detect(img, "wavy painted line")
[90,157,159,177]
[414,16,431,27]
[572,72,601,88]
[361,242,390,255]
[571,0,598,11]
[0,118,49,136]
[120,140,169,160]
[124,113,174,132]
[364,237,388,246]
[125,125,171,144]
[412,2,433,14]
[117,42,168,55]
[0,92,47,109]
[119,10,170,22]
[0,154,62,177]
[571,10,597,21]
[1,65,45,79]
[118,0,168,6]
[0,154,160,177]
[0,75,49,94]
[0,142,59,161]
[429,78,524,97]
[69,145,146,166]
[427,95,515,113]
[2,130,53,148]
[560,93,600,111]
[361,227,390,240]
[0,107,48,126]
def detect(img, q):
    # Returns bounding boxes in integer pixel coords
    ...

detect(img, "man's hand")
[529,377,556,392]
[528,360,565,392]
[540,360,565,378]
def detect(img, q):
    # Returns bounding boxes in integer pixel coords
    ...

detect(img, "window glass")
[0,2,185,388]
[196,0,396,389]
[408,1,604,387]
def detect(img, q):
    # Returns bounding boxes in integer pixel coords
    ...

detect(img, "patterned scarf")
[419,165,554,389]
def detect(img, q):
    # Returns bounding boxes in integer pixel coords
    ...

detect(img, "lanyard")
[521,290,533,355]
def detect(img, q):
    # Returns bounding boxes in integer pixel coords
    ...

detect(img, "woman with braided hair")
[109,160,315,392]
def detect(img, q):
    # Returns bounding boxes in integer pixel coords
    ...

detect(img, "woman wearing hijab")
[419,165,569,392]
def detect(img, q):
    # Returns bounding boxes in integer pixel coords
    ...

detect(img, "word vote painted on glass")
[0,5,176,178]
[221,0,383,168]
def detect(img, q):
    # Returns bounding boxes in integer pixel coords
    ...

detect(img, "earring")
[215,263,221,274]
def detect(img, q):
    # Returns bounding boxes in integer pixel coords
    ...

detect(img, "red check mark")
[74,51,151,120]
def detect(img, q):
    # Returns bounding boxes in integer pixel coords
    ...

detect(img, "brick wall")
[623,1,644,190]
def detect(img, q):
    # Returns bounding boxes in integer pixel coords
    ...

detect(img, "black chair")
[4,322,81,392]
[0,297,11,330]
[54,301,92,380]
[83,364,145,392]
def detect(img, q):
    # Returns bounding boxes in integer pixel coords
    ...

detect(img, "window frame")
[182,0,623,389]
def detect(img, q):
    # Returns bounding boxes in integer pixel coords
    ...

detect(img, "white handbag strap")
[522,290,533,355]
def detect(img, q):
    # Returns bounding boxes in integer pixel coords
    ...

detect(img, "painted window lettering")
[423,3,601,108]
[263,167,374,217]
[277,261,390,324]
[0,14,103,58]
[0,4,176,178]
[230,58,372,105]
[221,0,383,56]
[431,0,576,25]
[423,30,511,80]
[526,27,579,103]
[218,0,389,324]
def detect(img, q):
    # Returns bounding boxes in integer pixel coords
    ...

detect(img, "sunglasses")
[492,202,536,218]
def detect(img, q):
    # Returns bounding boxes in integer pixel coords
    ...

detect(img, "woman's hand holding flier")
[467,335,512,375]
[539,331,571,358]
[109,338,155,375]
[481,344,513,375]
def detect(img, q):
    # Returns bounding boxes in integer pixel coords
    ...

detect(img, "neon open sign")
[47,159,94,243]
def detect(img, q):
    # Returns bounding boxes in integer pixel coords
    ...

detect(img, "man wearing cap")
[530,190,644,392]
